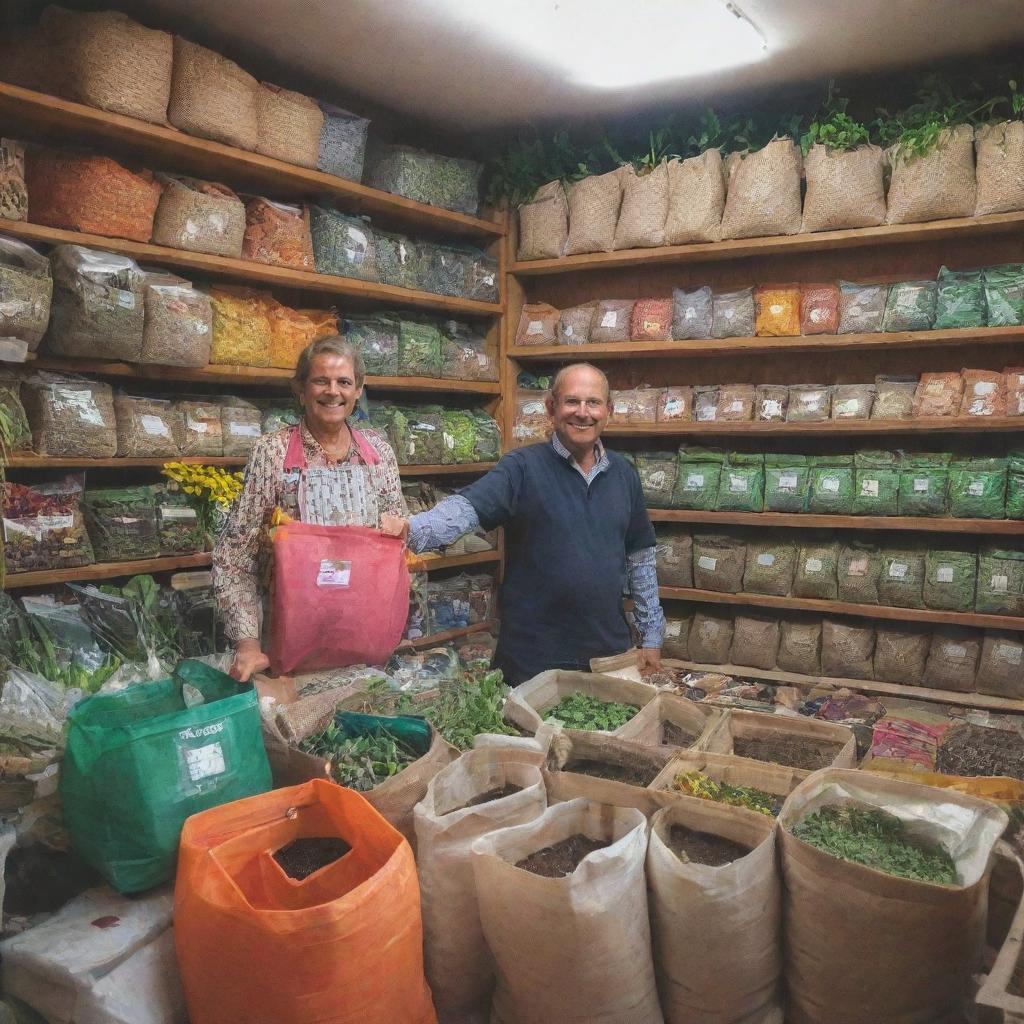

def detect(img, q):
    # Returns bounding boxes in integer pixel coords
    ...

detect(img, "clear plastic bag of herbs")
[369,403,409,458]
[983,264,1024,327]
[374,231,423,291]
[764,453,810,512]
[881,279,937,333]
[635,451,678,508]
[807,455,855,514]
[878,546,927,609]
[470,410,501,463]
[155,483,206,555]
[671,447,725,510]
[933,266,987,330]
[397,318,444,378]
[363,143,482,215]
[404,406,446,465]
[2,473,95,573]
[419,241,468,298]
[853,450,899,516]
[0,371,32,451]
[309,206,377,281]
[170,572,225,657]
[440,408,478,465]
[82,486,160,562]
[1007,451,1024,520]
[898,453,951,517]
[343,314,400,377]
[716,452,765,512]
[948,456,1007,519]
[440,321,497,381]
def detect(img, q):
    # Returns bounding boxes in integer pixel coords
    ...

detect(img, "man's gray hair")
[550,362,610,400]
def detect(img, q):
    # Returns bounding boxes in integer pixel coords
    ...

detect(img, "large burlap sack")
[885,125,976,225]
[648,799,782,1024]
[688,611,734,665]
[922,629,981,693]
[152,174,246,258]
[255,83,324,168]
[873,626,931,686]
[414,749,547,1024]
[471,799,663,1024]
[801,144,886,232]
[655,526,693,588]
[168,37,259,151]
[779,768,1007,1024]
[974,631,1024,698]
[517,180,568,261]
[777,618,821,675]
[730,614,781,671]
[564,169,624,255]
[693,534,747,593]
[662,614,691,661]
[838,542,882,604]
[821,619,875,680]
[975,120,1024,216]
[720,139,802,240]
[613,163,669,250]
[664,150,726,244]
[743,539,796,596]
[616,692,723,754]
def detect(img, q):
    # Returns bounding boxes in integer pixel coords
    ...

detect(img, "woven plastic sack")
[564,168,623,255]
[152,175,245,258]
[692,386,719,422]
[924,548,978,612]
[2,473,94,573]
[23,372,116,457]
[777,618,821,674]
[787,384,832,422]
[672,286,713,340]
[397,319,443,378]
[975,120,1024,215]
[673,448,725,510]
[838,542,882,604]
[984,265,1024,326]
[853,449,899,515]
[831,383,875,420]
[243,198,314,271]
[715,383,755,422]
[658,387,692,422]
[209,287,273,367]
[82,486,159,562]
[881,280,937,332]
[1006,366,1024,415]
[873,626,931,685]
[721,139,802,239]
[512,391,549,447]
[689,611,734,664]
[693,534,747,593]
[764,454,810,512]
[913,372,963,417]
[26,148,161,242]
[664,150,726,244]
[220,400,262,457]
[800,283,840,335]
[254,83,323,168]
[364,143,481,215]
[0,139,27,222]
[662,614,691,660]
[959,369,1005,417]
[168,37,258,150]
[934,267,986,329]
[755,284,801,336]
[807,455,854,514]
[636,452,678,507]
[556,303,596,346]
[141,276,213,368]
[838,281,888,334]
[731,614,781,670]
[517,179,569,261]
[948,456,1007,519]
[975,631,1024,697]
[878,547,927,609]
[631,298,673,342]
[655,526,693,588]
[754,384,788,422]
[821,619,875,679]
[923,629,980,691]
[515,303,558,347]
[268,306,336,371]
[801,143,887,232]
[717,452,764,512]
[793,541,840,600]
[886,125,977,224]
[115,394,182,458]
[743,538,796,596]
[0,235,51,353]
[613,162,668,249]
[712,288,755,339]
[872,376,918,420]
[976,546,1024,616]
[1007,450,1024,519]
[174,399,223,457]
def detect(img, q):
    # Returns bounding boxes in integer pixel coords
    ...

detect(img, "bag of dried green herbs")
[948,456,1007,519]
[220,400,263,458]
[693,534,747,593]
[793,540,840,600]
[374,231,423,291]
[975,631,1024,698]
[873,626,931,685]
[370,404,409,461]
[838,542,882,604]
[0,372,32,452]
[743,538,796,596]
[853,450,899,516]
[363,143,482,216]
[260,406,299,436]
[470,411,501,463]
[309,206,377,281]
[655,526,693,588]
[777,617,822,675]
[880,279,937,333]
[418,242,470,299]
[317,102,369,181]
[983,264,1024,327]
[878,546,927,609]
[404,406,446,465]
[934,266,987,330]
[2,473,95,574]
[83,486,159,562]
[440,409,477,465]
[764,454,810,512]
[397,318,443,378]
[807,455,854,514]
[922,628,980,692]
[976,546,1024,616]
[672,448,724,510]
[175,399,223,457]
[1006,451,1024,519]
[154,484,205,555]
[635,451,678,508]
[924,548,978,612]
[457,246,499,303]
[820,619,875,679]
[22,372,117,458]
[0,235,52,357]
[716,452,765,512]
[898,453,951,517]
[872,376,917,420]
[114,394,182,458]
[343,314,400,377]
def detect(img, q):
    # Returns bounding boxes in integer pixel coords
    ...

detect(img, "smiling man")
[408,362,665,684]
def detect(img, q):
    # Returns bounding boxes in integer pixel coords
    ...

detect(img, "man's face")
[546,367,610,452]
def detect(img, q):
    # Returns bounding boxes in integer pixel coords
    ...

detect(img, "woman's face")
[300,354,363,432]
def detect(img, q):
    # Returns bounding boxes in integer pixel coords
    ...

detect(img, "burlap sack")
[613,163,669,250]
[168,36,259,151]
[801,144,887,232]
[471,799,663,1024]
[886,124,977,225]
[720,139,803,240]
[152,175,246,258]
[975,120,1024,216]
[878,547,927,609]
[873,626,931,685]
[777,619,821,675]
[743,539,796,596]
[821,619,875,679]
[517,180,569,261]
[701,710,857,769]
[589,299,635,344]
[558,302,597,346]
[565,169,624,255]
[655,527,693,588]
[693,534,747,593]
[779,768,1006,1024]
[793,541,840,601]
[731,615,781,670]
[255,83,324,168]
[664,150,726,244]
[414,748,547,1024]
[922,629,981,692]
[688,612,734,665]
[974,631,1024,698]
[616,692,722,753]
[648,800,782,1024]
[838,542,882,605]
[924,548,978,612]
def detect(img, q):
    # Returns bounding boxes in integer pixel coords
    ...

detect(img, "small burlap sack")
[924,548,978,612]
[152,175,246,258]
[693,534,747,593]
[975,121,1024,216]
[564,168,624,255]
[838,543,882,604]
[923,629,981,692]
[589,299,634,344]
[613,162,669,249]
[720,139,803,239]
[975,631,1024,698]
[689,611,735,665]
[517,179,569,261]
[743,539,796,597]
[793,541,840,601]
[515,303,559,346]
[873,626,931,686]
[255,83,324,168]
[636,452,678,507]
[731,615,781,670]
[661,615,691,661]
[801,143,887,232]
[664,150,726,244]
[777,619,821,675]
[168,36,259,151]
[821,619,875,679]
[558,302,596,345]
[655,526,693,588]
[878,547,927,609]
[886,124,976,225]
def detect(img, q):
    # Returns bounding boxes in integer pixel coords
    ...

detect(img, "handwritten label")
[317,559,352,587]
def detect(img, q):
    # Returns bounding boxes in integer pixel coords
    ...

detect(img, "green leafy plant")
[672,770,781,816]
[412,669,517,750]
[545,692,638,731]
[800,81,870,155]
[301,721,420,792]
[687,107,723,155]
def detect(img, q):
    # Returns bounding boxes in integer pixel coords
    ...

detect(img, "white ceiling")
[136,0,1024,130]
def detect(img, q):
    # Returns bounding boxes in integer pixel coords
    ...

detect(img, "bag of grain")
[924,548,978,612]
[852,450,899,515]
[589,299,634,344]
[693,534,747,593]
[923,629,981,691]
[793,541,840,601]
[878,546,927,609]
[872,375,918,420]
[689,611,734,664]
[838,542,882,604]
[114,394,182,458]
[636,452,678,508]
[831,383,875,420]
[730,615,781,670]
[672,286,713,340]
[711,287,756,339]
[755,285,801,337]
[720,139,802,239]
[664,149,727,244]
[564,169,624,255]
[873,626,931,685]
[655,527,693,589]
[764,454,810,512]
[558,303,597,346]
[672,448,724,510]
[777,618,822,675]
[975,545,1024,616]
[613,163,669,250]
[974,120,1024,216]
[254,83,323,168]
[886,125,977,224]
[801,143,887,232]
[517,180,569,261]
[743,539,797,597]
[717,452,764,512]
[974,632,1024,698]
[152,175,245,258]
[821,619,875,679]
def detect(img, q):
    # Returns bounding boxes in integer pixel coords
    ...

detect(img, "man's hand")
[638,647,662,674]
[380,514,410,543]
[230,638,270,683]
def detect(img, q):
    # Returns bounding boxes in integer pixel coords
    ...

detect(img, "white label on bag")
[443,433,455,450]
[805,557,823,573]
[996,643,1023,665]
[601,311,618,328]
[770,303,783,315]
[648,470,666,488]
[696,405,717,421]
[778,472,798,490]
[643,320,661,333]
[810,307,826,323]
[968,399,989,416]
[889,562,908,579]
[57,388,104,427]
[968,480,985,496]
[140,414,170,437]
[975,381,996,395]
[937,566,955,583]
[729,473,747,492]
[663,398,685,416]
[685,306,697,319]
[762,399,783,418]
[160,506,197,520]
[115,289,136,310]
[848,557,869,577]
[113,516,140,525]
[757,553,775,566]
[3,514,74,541]
[526,320,544,335]
[685,473,705,489]
[820,476,840,493]
[563,324,574,338]
[991,574,1009,593]
[523,400,545,415]
[835,400,859,417]
[229,422,260,437]
[184,742,226,782]
[729,400,744,413]
[186,417,210,433]
[613,401,630,415]
[698,555,717,571]
[666,620,683,638]
[914,478,930,492]
[317,558,352,587]
[860,479,879,497]
[944,644,967,660]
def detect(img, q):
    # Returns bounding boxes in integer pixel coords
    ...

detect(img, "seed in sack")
[665,825,753,867]
[273,837,352,880]
[562,757,661,787]
[444,783,524,814]
[515,833,610,878]
[732,734,844,771]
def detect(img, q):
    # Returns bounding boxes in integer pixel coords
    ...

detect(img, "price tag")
[115,289,136,310]
[698,555,718,571]
[729,400,744,413]
[665,620,683,638]
[729,473,748,492]
[936,566,955,583]
[663,398,685,416]
[685,473,705,489]
[601,311,618,328]
[613,401,630,415]
[889,562,908,579]
[184,742,226,782]
[563,324,574,337]
[762,399,783,418]
[186,417,209,433]
[943,644,967,660]
[229,422,261,437]
[642,320,661,333]
[685,306,697,319]
[443,433,455,450]
[317,558,352,587]
[526,320,544,335]
[820,476,840,494]
[990,574,1009,593]
[769,303,783,315]
[140,414,170,437]
[161,506,197,520]
[847,557,869,577]
[778,472,798,490]
[648,470,666,489]
[805,557,823,573]
[860,479,879,497]
[996,643,1023,665]
[968,480,985,496]
[913,478,930,492]
[975,381,996,395]
[757,553,775,567]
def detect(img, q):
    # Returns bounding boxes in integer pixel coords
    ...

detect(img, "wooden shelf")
[510,210,1024,276]
[0,220,501,318]
[399,462,497,477]
[605,417,1024,438]
[412,550,500,572]
[649,509,1024,536]
[509,325,1024,362]
[399,619,496,650]
[0,82,503,241]
[4,551,212,588]
[658,586,1024,633]
[665,658,1024,714]
[29,357,500,395]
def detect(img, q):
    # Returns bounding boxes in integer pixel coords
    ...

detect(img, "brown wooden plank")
[4,552,212,588]
[606,417,1024,437]
[411,550,501,572]
[399,619,497,650]
[399,462,497,477]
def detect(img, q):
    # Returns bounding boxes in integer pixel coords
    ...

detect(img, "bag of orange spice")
[268,304,338,369]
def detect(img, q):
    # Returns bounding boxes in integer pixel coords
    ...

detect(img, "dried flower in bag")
[309,206,376,281]
[637,453,678,508]
[755,285,801,337]
[517,180,568,261]
[209,287,273,367]
[3,473,94,573]
[564,169,624,255]
[657,387,692,422]
[873,627,930,685]
[268,306,337,371]
[912,373,963,418]
[513,391,549,447]
[898,453,950,517]
[922,629,980,692]
[800,284,840,335]
[152,175,245,258]
[344,315,400,377]
[613,162,669,250]
[715,384,755,422]
[317,102,369,181]
[141,276,213,368]
[838,542,882,604]
[959,369,1005,417]
[743,538,796,596]
[853,450,899,515]
[821,619,875,680]
[878,547,927,609]
[693,534,747,593]
[654,525,693,588]
[689,611,734,664]
[631,298,673,342]
[872,376,918,420]
[755,384,789,422]
[558,304,597,346]
[692,386,719,423]
[787,384,832,422]
[175,399,223,457]
[242,198,314,271]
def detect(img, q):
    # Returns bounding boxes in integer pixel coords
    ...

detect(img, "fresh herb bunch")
[800,81,870,155]
[300,720,420,792]
[673,770,781,816]
[545,692,638,731]
[413,669,517,750]
[792,805,958,884]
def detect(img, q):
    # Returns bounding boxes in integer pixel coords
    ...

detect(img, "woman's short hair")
[293,335,366,390]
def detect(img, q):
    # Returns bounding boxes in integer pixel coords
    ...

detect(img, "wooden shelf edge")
[6,456,496,474]
[0,81,504,240]
[399,462,497,476]
[4,551,211,588]
[399,619,497,650]
[664,658,1024,714]
[658,586,1024,633]
[414,550,500,572]
[605,417,1024,437]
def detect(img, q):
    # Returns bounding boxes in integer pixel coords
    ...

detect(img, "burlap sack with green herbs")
[807,456,854,515]
[793,540,840,601]
[801,144,887,233]
[777,618,821,675]
[730,615,781,671]
[672,448,725,510]
[743,539,796,596]
[948,456,1007,519]
[878,547,927,609]
[838,542,882,604]
[664,150,726,244]
[852,450,899,516]
[716,453,764,513]
[564,168,624,255]
[873,626,931,686]
[693,534,747,593]
[898,453,951,517]
[613,162,669,250]
[821,619,875,679]
[922,629,980,692]
[975,631,1024,698]
[720,139,802,239]
[635,451,678,508]
[655,526,693,589]
[764,454,810,512]
[974,121,1024,217]
[517,179,568,261]
[976,546,1024,616]
[688,611,734,664]
[885,124,977,225]
[923,548,978,612]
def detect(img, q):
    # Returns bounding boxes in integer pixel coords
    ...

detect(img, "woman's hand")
[380,514,410,543]
[230,638,271,683]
